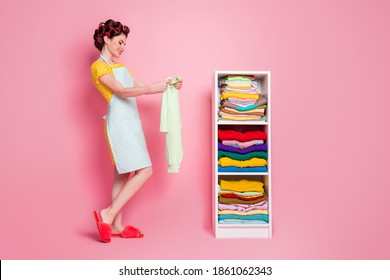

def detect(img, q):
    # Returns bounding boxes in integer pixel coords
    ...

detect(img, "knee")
[139,166,153,179]
[144,167,153,178]
[114,168,128,182]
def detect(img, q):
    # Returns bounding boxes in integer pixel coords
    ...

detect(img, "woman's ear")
[103,36,110,45]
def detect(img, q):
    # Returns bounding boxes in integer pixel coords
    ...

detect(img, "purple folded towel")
[218,142,267,154]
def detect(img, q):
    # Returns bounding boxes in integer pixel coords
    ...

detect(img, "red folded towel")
[218,129,267,142]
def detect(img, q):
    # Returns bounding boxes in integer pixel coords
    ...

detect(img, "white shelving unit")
[212,71,272,238]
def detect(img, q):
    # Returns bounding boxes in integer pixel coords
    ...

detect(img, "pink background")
[1,0,390,259]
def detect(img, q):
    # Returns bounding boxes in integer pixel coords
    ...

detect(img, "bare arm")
[99,74,167,98]
[133,76,145,87]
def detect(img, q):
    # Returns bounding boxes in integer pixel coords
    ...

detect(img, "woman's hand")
[148,80,168,94]
[174,80,183,90]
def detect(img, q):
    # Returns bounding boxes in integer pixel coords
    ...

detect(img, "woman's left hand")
[174,80,183,90]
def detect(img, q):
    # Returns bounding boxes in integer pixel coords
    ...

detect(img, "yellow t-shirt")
[90,60,133,103]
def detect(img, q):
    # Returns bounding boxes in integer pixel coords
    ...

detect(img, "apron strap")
[99,54,113,69]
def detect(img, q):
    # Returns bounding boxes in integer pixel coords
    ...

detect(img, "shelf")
[215,226,271,238]
[212,70,272,238]
[217,120,268,125]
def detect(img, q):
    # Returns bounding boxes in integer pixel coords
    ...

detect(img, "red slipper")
[93,210,112,243]
[112,225,144,238]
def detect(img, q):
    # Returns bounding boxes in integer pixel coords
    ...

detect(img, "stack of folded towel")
[218,129,268,172]
[218,179,269,224]
[219,75,267,121]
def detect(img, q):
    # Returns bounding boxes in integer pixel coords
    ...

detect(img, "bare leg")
[110,168,129,233]
[100,166,153,226]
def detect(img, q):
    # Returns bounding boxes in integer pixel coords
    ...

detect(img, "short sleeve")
[127,69,134,78]
[90,61,115,103]
[91,61,113,85]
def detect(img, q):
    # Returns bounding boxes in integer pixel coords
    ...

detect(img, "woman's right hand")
[148,80,168,94]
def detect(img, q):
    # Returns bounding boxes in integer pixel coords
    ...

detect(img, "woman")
[91,19,182,242]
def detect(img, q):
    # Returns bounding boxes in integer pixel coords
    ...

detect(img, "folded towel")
[220,92,259,100]
[218,219,268,224]
[218,150,268,161]
[218,201,269,212]
[218,142,267,154]
[218,209,269,215]
[218,129,267,141]
[226,97,258,105]
[218,157,267,168]
[220,179,264,192]
[219,114,263,121]
[224,75,256,81]
[220,107,265,116]
[219,193,264,201]
[222,139,265,149]
[218,214,269,222]
[219,196,267,204]
[218,166,268,172]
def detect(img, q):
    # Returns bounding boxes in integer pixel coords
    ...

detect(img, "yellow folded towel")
[220,179,264,192]
[218,157,267,168]
[220,92,259,100]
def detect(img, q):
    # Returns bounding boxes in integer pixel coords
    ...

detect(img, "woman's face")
[106,33,127,59]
